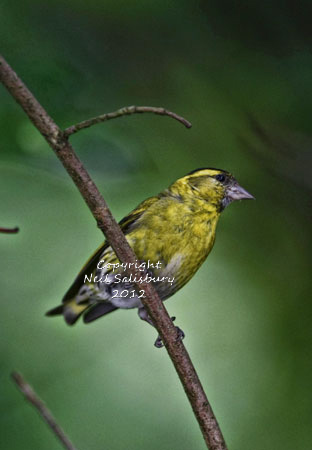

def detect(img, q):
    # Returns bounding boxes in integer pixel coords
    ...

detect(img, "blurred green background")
[1,1,311,449]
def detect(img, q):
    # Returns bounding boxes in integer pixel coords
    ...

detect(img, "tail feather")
[46,299,88,325]
[46,299,118,325]
[83,302,118,323]
[45,305,64,316]
[63,302,87,325]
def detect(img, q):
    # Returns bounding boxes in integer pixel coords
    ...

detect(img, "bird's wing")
[62,194,161,303]
[62,242,108,303]
[118,195,160,233]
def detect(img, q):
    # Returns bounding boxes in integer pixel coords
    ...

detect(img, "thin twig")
[64,105,192,136]
[0,226,19,233]
[0,54,227,450]
[11,372,77,450]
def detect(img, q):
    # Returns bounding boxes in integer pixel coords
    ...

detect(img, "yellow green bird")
[46,168,253,346]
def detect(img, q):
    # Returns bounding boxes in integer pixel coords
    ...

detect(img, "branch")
[0,226,19,233]
[64,105,192,136]
[0,54,227,450]
[11,372,77,450]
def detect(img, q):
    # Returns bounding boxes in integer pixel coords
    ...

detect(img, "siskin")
[46,168,254,346]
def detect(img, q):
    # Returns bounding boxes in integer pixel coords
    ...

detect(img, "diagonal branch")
[64,105,192,136]
[11,372,77,450]
[0,54,227,450]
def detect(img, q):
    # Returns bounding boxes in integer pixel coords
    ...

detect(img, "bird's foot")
[154,316,185,349]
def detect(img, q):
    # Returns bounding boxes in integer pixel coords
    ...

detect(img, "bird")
[46,168,254,347]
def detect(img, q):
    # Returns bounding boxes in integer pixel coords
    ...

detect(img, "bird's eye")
[215,174,226,183]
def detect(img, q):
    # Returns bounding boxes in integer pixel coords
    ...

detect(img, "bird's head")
[169,168,254,211]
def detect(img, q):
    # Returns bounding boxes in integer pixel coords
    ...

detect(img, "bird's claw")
[154,317,185,348]
[175,326,185,341]
[154,336,164,348]
[171,316,185,342]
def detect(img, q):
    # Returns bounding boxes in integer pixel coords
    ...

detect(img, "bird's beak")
[226,183,255,201]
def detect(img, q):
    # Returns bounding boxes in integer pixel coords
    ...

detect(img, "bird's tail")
[46,298,89,325]
[46,298,118,325]
[83,302,118,323]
